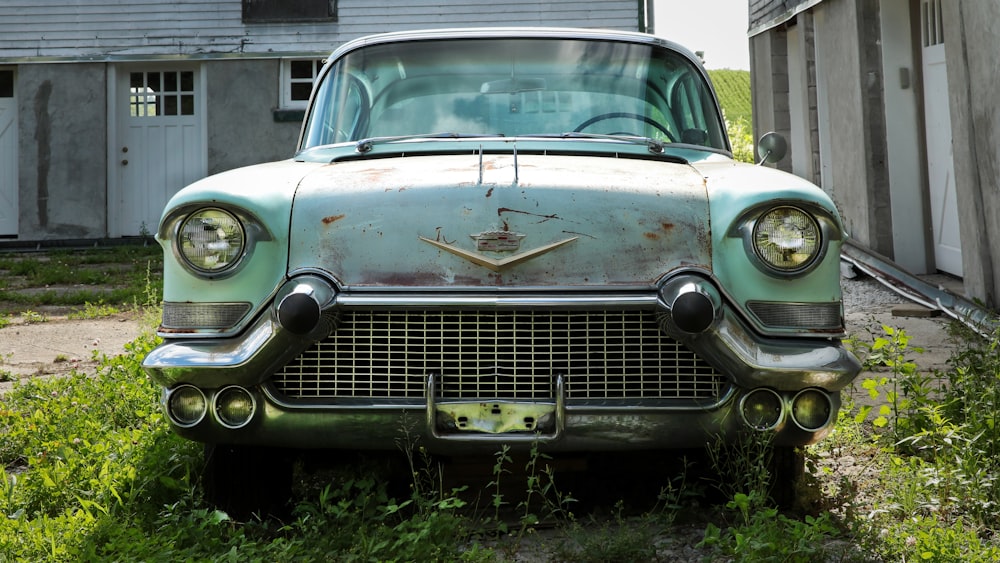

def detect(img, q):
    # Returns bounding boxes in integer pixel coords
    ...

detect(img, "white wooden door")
[0,69,17,236]
[921,0,962,276]
[112,64,206,237]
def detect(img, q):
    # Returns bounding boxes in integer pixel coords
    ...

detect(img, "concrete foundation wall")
[17,64,108,240]
[943,1,1000,307]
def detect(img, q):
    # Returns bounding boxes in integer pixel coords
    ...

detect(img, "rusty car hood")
[288,153,711,288]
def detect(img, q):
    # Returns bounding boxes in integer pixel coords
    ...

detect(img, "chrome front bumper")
[142,278,861,452]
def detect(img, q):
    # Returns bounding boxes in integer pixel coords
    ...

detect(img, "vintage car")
[142,27,860,503]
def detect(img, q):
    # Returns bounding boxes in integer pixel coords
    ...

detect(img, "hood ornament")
[472,230,526,252]
[420,230,577,272]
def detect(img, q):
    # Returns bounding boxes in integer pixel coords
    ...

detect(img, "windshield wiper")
[355,132,502,154]
[520,132,670,156]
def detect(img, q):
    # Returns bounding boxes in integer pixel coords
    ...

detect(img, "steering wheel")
[573,112,676,141]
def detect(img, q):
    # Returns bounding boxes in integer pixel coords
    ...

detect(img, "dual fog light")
[739,387,833,432]
[166,384,257,429]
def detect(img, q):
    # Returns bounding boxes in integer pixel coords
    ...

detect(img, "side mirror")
[756,132,787,165]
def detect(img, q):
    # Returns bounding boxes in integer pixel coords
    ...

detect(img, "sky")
[652,0,751,70]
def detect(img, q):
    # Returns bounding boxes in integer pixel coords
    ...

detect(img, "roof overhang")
[748,0,825,37]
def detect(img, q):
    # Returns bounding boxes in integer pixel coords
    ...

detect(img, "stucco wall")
[17,64,108,240]
[943,1,1000,307]
[205,59,301,175]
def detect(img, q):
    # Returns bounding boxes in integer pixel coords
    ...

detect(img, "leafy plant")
[67,301,121,320]
[20,310,47,324]
[853,324,937,446]
[699,491,844,562]
[726,116,755,163]
[705,430,774,504]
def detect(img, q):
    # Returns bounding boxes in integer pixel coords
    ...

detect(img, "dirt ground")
[0,275,964,396]
[0,312,146,393]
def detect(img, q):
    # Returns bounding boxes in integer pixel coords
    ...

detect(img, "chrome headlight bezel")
[162,204,270,280]
[734,203,838,277]
[175,207,246,275]
[751,206,821,273]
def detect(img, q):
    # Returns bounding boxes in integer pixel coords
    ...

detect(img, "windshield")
[300,36,728,152]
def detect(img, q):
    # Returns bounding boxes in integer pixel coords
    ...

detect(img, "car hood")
[288,153,711,288]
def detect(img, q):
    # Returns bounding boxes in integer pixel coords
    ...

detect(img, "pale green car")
[143,28,859,505]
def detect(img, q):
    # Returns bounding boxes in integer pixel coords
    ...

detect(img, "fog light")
[167,385,207,428]
[214,386,256,429]
[739,388,784,431]
[790,389,833,431]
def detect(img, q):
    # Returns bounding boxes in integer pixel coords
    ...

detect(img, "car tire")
[202,444,294,521]
[768,445,804,508]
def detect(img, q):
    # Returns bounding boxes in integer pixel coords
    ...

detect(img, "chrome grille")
[270,309,727,404]
[161,301,251,330]
[746,301,842,330]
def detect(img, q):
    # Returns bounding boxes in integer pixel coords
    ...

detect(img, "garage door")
[921,0,961,276]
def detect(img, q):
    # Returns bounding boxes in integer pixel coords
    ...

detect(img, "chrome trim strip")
[332,292,659,308]
[260,384,736,412]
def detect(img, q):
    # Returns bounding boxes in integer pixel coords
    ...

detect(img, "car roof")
[326,27,705,70]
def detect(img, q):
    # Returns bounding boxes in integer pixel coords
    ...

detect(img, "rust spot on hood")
[322,214,346,225]
[661,222,675,231]
[497,207,560,223]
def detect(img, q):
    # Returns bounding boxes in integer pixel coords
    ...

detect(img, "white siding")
[0,0,641,61]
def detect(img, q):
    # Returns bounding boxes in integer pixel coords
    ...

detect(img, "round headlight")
[177,208,245,274]
[791,388,833,431]
[214,386,256,429]
[166,385,207,428]
[740,388,785,431]
[752,206,820,272]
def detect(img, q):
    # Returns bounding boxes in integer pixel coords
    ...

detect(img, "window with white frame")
[281,58,325,109]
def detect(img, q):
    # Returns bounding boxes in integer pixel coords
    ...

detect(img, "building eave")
[748,0,825,37]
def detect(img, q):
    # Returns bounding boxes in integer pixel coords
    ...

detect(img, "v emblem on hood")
[419,235,578,272]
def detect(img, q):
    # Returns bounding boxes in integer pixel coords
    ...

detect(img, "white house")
[0,0,650,243]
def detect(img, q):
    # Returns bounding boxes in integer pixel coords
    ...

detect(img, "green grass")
[5,312,998,560]
[0,245,162,316]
